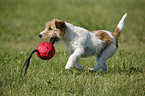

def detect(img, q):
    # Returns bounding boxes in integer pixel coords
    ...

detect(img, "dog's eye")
[48,28,52,30]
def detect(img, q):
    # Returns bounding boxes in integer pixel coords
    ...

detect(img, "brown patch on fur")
[55,19,66,37]
[113,27,120,47]
[96,31,113,48]
[113,27,121,38]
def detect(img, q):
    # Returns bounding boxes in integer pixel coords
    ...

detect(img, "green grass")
[0,0,145,95]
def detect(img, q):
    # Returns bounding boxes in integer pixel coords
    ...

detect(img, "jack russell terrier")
[39,13,127,73]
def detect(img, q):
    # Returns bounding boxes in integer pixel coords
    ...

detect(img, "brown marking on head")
[55,19,66,37]
[113,27,121,38]
[96,31,113,48]
[39,19,66,40]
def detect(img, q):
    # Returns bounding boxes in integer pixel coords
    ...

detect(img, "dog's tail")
[113,13,127,38]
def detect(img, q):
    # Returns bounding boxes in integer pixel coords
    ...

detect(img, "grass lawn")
[0,0,144,95]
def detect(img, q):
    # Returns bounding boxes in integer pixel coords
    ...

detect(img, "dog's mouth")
[49,37,59,45]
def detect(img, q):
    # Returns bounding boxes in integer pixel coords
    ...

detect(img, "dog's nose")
[39,34,42,38]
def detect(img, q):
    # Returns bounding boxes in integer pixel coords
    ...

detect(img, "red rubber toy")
[21,42,55,76]
[36,42,55,60]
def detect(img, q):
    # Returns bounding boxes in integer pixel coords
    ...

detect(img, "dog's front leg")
[65,48,85,70]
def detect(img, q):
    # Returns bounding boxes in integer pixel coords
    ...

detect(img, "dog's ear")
[55,19,66,30]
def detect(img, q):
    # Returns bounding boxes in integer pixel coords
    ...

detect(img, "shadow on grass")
[62,65,144,76]
[62,68,84,76]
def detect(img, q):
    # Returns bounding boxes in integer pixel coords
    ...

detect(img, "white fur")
[62,23,118,72]
[63,23,107,70]
[62,14,127,73]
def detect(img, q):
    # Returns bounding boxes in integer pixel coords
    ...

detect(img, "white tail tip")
[117,13,127,31]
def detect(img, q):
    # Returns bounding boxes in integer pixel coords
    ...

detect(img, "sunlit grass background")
[0,0,144,95]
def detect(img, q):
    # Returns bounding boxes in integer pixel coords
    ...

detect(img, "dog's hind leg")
[65,48,85,70]
[88,43,117,73]
[99,63,107,73]
[88,56,105,73]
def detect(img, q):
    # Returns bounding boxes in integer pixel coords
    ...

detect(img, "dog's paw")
[65,65,73,70]
[88,68,94,70]
[65,66,71,70]
[88,68,96,73]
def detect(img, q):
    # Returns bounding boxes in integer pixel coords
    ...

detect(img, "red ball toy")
[36,42,55,60]
[21,42,55,76]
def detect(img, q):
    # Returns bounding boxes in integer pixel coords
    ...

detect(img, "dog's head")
[39,19,66,44]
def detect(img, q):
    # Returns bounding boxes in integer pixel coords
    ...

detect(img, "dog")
[39,13,127,73]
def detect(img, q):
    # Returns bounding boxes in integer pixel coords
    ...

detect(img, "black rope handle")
[21,49,40,77]
[49,37,57,45]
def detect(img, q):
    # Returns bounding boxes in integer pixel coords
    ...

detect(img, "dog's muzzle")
[39,34,42,38]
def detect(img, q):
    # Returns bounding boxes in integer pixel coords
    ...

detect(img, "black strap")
[21,49,40,77]
[49,37,57,45]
